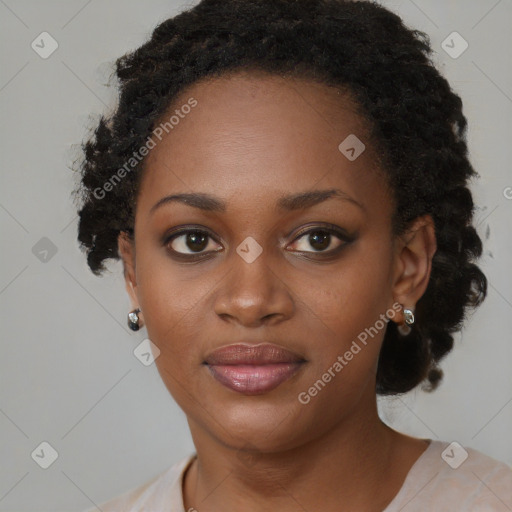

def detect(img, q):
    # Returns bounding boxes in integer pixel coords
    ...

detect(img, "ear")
[118,231,141,314]
[391,215,437,323]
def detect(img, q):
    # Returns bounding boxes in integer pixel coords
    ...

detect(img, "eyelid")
[163,225,219,242]
[289,223,355,242]
[163,226,223,256]
[286,224,354,254]
[294,222,354,240]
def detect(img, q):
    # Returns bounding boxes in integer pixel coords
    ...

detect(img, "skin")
[118,70,437,511]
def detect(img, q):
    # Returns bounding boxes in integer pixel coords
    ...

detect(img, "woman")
[77,0,512,510]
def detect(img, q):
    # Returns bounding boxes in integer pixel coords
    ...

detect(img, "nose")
[213,243,295,328]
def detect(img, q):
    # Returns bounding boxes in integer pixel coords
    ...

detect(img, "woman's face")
[121,71,404,452]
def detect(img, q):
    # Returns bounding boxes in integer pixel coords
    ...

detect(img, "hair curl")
[74,0,487,395]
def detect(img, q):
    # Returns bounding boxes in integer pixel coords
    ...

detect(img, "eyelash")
[163,224,354,261]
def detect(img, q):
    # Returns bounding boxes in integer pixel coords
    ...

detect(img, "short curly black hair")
[74,0,487,395]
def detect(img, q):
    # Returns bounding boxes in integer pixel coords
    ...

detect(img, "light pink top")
[87,440,512,511]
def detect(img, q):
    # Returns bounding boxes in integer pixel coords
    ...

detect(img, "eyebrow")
[149,188,364,215]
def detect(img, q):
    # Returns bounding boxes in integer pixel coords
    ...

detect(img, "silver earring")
[397,306,415,336]
[127,308,141,331]
[403,308,415,326]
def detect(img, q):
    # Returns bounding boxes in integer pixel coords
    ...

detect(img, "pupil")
[187,232,207,252]
[309,231,330,251]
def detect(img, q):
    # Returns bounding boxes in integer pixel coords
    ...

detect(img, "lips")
[204,343,306,395]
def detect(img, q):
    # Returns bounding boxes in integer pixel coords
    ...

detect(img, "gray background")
[0,0,511,510]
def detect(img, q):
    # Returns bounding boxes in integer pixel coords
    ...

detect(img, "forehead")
[137,70,386,214]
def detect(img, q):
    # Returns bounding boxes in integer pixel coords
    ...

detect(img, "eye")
[288,226,350,254]
[163,224,353,260]
[166,229,222,256]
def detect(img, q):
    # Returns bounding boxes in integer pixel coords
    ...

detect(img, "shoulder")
[83,454,195,512]
[386,440,512,512]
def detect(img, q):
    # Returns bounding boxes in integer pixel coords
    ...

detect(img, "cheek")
[294,270,391,420]
[293,242,394,387]
[135,248,207,362]
[137,260,207,407]
[299,244,393,338]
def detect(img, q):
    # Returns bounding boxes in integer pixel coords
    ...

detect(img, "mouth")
[203,343,306,395]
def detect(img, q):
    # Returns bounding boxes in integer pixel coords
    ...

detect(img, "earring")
[397,306,415,336]
[403,308,415,326]
[127,308,141,331]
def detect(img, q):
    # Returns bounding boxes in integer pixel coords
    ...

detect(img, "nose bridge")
[229,236,277,301]
[213,236,294,325]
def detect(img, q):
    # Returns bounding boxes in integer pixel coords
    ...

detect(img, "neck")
[183,391,414,512]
